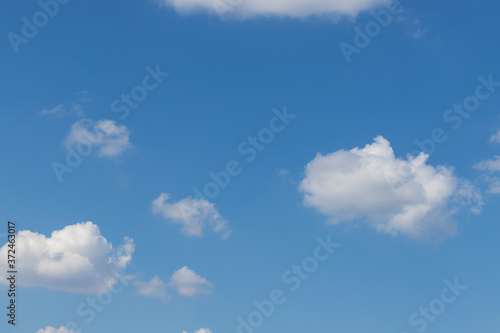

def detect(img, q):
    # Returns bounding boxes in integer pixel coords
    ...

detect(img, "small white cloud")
[36,327,80,333]
[0,222,134,294]
[134,276,169,301]
[65,119,132,158]
[299,136,482,239]
[158,0,392,19]
[152,193,231,239]
[38,103,86,118]
[169,266,212,296]
[473,156,500,173]
[38,104,67,118]
[490,131,500,144]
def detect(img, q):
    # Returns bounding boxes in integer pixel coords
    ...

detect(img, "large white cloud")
[299,136,482,239]
[152,193,231,239]
[0,222,134,294]
[169,266,212,296]
[36,327,79,333]
[157,0,392,19]
[65,119,131,158]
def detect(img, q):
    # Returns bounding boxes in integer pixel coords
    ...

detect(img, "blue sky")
[1,0,500,332]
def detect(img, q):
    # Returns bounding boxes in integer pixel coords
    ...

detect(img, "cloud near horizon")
[0,222,134,294]
[157,0,392,19]
[299,136,482,239]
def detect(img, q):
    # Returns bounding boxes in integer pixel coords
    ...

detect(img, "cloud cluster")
[36,327,79,333]
[65,119,132,158]
[157,0,392,19]
[0,222,134,294]
[299,136,482,239]
[152,193,231,239]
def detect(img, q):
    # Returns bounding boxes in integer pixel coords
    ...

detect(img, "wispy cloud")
[412,27,428,38]
[490,130,500,144]
[38,103,86,118]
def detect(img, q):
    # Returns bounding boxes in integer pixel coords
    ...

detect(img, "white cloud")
[152,193,231,239]
[134,276,169,301]
[65,119,132,158]
[299,136,482,239]
[473,156,500,173]
[38,103,85,118]
[157,0,392,19]
[36,327,80,333]
[169,266,212,296]
[0,222,134,294]
[183,329,212,333]
[490,131,500,144]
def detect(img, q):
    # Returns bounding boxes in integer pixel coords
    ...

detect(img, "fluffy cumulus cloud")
[157,0,391,19]
[36,327,79,333]
[0,222,134,294]
[152,193,231,239]
[169,266,212,296]
[65,119,131,158]
[134,276,169,301]
[299,136,482,239]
